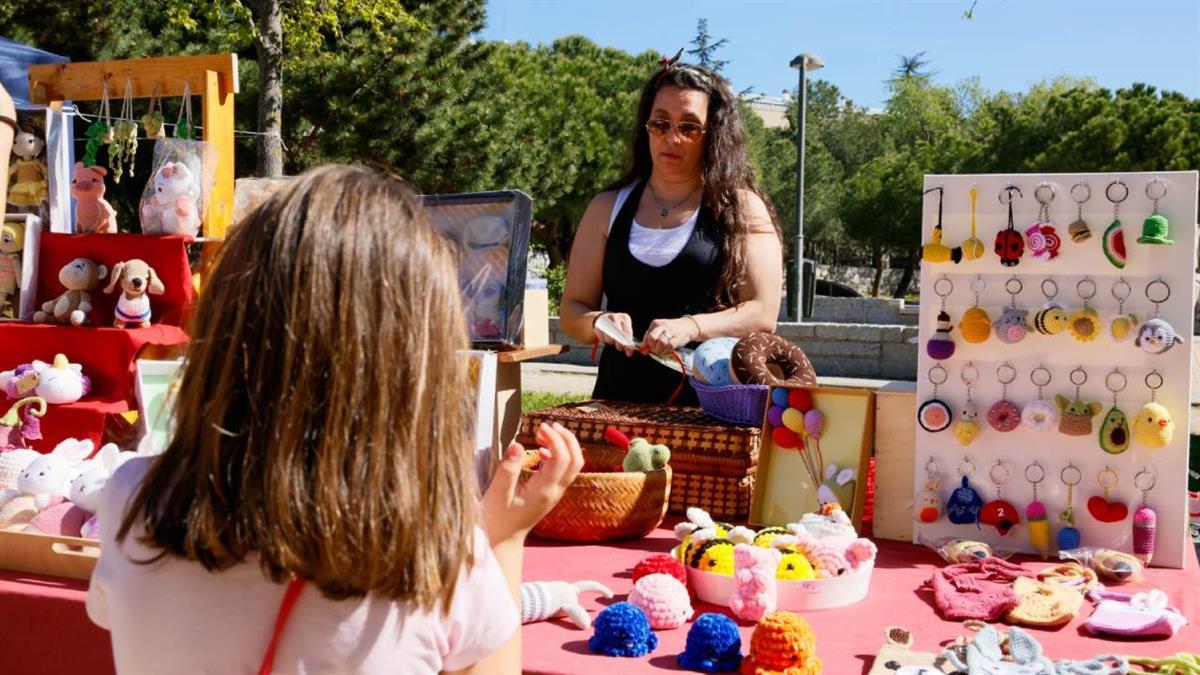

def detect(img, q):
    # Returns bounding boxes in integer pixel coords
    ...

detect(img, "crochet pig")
[71,163,117,233]
[141,161,200,236]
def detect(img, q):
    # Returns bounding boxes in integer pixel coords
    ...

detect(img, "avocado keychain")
[1137,177,1172,246]
[1021,364,1058,431]
[926,276,956,360]
[1058,464,1083,549]
[993,277,1028,344]
[1025,462,1052,558]
[1087,466,1128,523]
[1132,468,1158,565]
[958,275,991,344]
[1025,182,1062,261]
[1102,179,1128,269]
[987,362,1021,432]
[1135,279,1182,355]
[946,457,985,525]
[953,362,981,446]
[962,184,985,260]
[1056,366,1102,436]
[980,461,1019,536]
[994,184,1025,267]
[1067,277,1101,343]
[1107,277,1139,343]
[1133,370,1174,449]
[1068,180,1092,243]
[918,364,952,433]
[1033,278,1069,336]
[1099,368,1131,455]
[922,185,962,263]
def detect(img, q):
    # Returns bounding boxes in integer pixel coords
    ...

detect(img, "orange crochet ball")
[959,307,992,344]
[741,611,822,675]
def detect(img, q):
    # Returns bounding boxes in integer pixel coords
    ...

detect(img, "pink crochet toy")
[778,527,877,579]
[729,543,781,623]
[627,573,693,630]
[70,163,117,234]
[928,557,1034,621]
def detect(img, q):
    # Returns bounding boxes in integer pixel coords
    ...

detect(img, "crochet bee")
[687,538,736,576]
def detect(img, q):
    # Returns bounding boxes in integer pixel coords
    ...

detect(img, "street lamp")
[787,52,823,322]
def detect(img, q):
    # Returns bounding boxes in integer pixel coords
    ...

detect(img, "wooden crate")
[871,381,917,542]
[0,530,99,580]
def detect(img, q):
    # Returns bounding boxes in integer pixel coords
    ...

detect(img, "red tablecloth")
[0,570,114,675]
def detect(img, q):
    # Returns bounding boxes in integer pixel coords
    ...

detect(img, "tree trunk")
[892,246,919,298]
[870,245,883,297]
[252,0,284,177]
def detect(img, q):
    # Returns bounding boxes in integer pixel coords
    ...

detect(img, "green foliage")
[545,264,567,316]
[687,19,729,72]
[522,390,587,413]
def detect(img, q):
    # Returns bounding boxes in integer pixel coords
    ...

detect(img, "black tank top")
[593,182,726,404]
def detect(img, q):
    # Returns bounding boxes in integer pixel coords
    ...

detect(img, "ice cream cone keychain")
[1099,368,1131,455]
[918,364,952,433]
[1108,277,1138,343]
[1068,179,1092,243]
[953,362,981,446]
[1135,279,1182,356]
[980,460,1019,536]
[926,275,956,360]
[1033,277,1069,336]
[1102,179,1128,269]
[1132,468,1157,565]
[993,277,1028,344]
[1026,182,1062,261]
[1133,370,1174,449]
[959,275,991,344]
[1058,463,1082,550]
[987,362,1020,432]
[1068,277,1100,343]
[1087,466,1128,523]
[962,184,985,260]
[1025,461,1051,558]
[1022,364,1058,431]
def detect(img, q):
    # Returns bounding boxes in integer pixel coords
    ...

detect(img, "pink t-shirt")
[87,457,518,674]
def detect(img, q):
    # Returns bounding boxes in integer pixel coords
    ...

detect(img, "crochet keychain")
[1087,466,1128,523]
[82,80,112,168]
[175,81,195,139]
[110,77,138,183]
[958,275,991,344]
[961,184,985,260]
[979,460,1019,536]
[921,185,962,263]
[918,364,952,433]
[993,277,1028,344]
[1133,370,1174,449]
[1058,464,1082,549]
[1067,277,1101,343]
[1033,277,1069,336]
[1068,179,1092,242]
[987,362,1021,432]
[1102,179,1128,269]
[1025,462,1051,558]
[913,457,944,523]
[1137,177,1172,245]
[946,457,984,525]
[994,184,1025,267]
[926,275,956,360]
[141,82,166,138]
[1099,368,1131,455]
[953,362,981,446]
[1107,277,1139,343]
[1132,468,1157,565]
[1056,366,1101,436]
[1021,364,1058,431]
[1025,182,1061,261]
[1135,278,1182,355]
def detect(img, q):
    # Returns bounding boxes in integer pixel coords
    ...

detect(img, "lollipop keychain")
[1033,277,1069,336]
[1132,469,1157,565]
[953,362,982,446]
[1133,370,1174,449]
[1067,277,1101,343]
[994,184,1025,267]
[1099,368,1131,455]
[946,456,985,525]
[922,185,962,263]
[1102,179,1128,269]
[1137,177,1172,246]
[1022,364,1058,431]
[993,277,1029,344]
[1058,464,1083,549]
[987,362,1021,432]
[980,460,1020,536]
[1026,182,1062,261]
[926,276,956,360]
[1135,279,1182,355]
[962,184,985,260]
[1107,277,1139,343]
[1025,462,1052,558]
[1056,366,1101,436]
[918,364,953,432]
[959,275,991,344]
[1068,179,1093,243]
[913,457,944,523]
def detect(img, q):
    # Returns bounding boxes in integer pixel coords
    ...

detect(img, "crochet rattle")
[520,580,613,629]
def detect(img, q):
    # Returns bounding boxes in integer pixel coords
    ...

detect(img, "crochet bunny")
[69,443,131,539]
[520,580,613,629]
[0,438,93,513]
[911,478,943,523]
[793,505,857,540]
[140,161,201,236]
[729,544,781,623]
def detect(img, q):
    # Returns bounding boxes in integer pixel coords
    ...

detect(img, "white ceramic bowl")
[673,546,874,611]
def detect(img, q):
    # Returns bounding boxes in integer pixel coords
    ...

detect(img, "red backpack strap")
[258,576,307,675]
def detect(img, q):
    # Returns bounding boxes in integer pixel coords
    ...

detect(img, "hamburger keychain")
[1068,180,1092,243]
[994,184,1025,267]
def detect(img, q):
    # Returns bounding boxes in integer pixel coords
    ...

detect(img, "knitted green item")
[1138,213,1173,245]
[624,438,670,472]
[82,121,109,168]
[1102,219,1127,268]
[1128,652,1200,674]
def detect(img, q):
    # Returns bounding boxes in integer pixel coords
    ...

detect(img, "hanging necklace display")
[994,184,1025,266]
[958,275,991,343]
[926,276,956,359]
[918,364,953,432]
[1107,277,1139,343]
[1132,468,1158,565]
[1102,179,1128,269]
[993,277,1029,344]
[1058,464,1083,549]
[1067,277,1101,343]
[1099,368,1131,455]
[1133,370,1174,449]
[1025,182,1062,261]
[82,80,112,168]
[1022,364,1058,431]
[987,362,1021,432]
[946,457,984,525]
[913,457,944,523]
[1025,462,1052,557]
[980,461,1020,535]
[1068,180,1093,243]
[1056,366,1102,436]
[175,81,195,140]
[141,82,166,138]
[962,184,985,260]
[1135,279,1182,355]
[954,362,982,446]
[1033,277,1069,335]
[1087,466,1128,523]
[922,185,962,263]
[110,77,138,184]
[1137,177,1173,245]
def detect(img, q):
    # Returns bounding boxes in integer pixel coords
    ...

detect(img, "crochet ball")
[787,389,813,412]
[628,573,693,630]
[959,307,992,344]
[771,426,803,450]
[781,408,805,434]
[678,613,743,674]
[632,553,688,588]
[742,611,820,675]
[589,602,658,658]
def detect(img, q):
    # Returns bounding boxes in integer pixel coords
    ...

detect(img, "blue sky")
[479,0,1200,109]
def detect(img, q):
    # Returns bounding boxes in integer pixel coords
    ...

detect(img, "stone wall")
[818,265,921,298]
[810,296,918,325]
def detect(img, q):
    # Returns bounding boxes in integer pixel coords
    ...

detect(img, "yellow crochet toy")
[1132,402,1174,448]
[741,611,822,675]
[959,307,992,344]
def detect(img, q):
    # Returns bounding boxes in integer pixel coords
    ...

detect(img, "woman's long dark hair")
[606,62,781,308]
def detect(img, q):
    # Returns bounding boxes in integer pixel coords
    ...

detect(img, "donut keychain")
[1137,177,1172,246]
[1058,464,1083,549]
[921,185,962,263]
[1067,277,1101,343]
[979,460,1020,536]
[1135,279,1182,355]
[1022,364,1058,431]
[994,184,1025,267]
[961,184,985,260]
[993,277,1029,344]
[1087,466,1128,523]
[1033,277,1069,336]
[958,275,991,344]
[918,364,953,433]
[987,362,1021,432]
[926,276,956,360]
[1025,462,1052,557]
[1068,179,1093,243]
[1132,468,1157,565]
[1107,277,1139,343]
[1056,366,1102,436]
[1102,179,1128,269]
[1133,370,1174,449]
[953,362,981,446]
[1099,368,1131,455]
[913,457,944,523]
[946,457,984,525]
[1025,182,1062,261]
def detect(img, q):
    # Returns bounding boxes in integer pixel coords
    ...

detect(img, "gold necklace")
[648,181,701,218]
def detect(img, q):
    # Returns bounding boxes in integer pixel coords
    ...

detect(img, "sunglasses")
[645,118,706,142]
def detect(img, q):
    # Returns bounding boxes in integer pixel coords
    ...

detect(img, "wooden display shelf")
[0,530,99,581]
[497,344,567,363]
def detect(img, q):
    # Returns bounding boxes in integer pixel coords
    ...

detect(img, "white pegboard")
[913,171,1198,568]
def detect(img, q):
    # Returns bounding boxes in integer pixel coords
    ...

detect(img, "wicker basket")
[690,377,769,426]
[521,446,671,542]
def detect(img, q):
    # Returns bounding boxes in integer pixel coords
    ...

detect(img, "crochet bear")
[34,257,108,326]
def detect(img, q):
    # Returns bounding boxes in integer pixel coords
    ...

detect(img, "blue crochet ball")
[693,338,740,387]
[589,602,658,658]
[678,613,743,673]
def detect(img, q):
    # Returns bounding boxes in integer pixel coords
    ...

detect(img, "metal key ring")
[1145,370,1164,391]
[929,364,948,386]
[1105,179,1129,204]
[970,275,987,296]
[1041,277,1059,300]
[998,184,1023,205]
[1005,277,1023,296]
[1105,368,1127,394]
[1030,365,1052,388]
[1034,182,1056,205]
[1076,277,1097,301]
[934,275,954,299]
[1069,366,1088,387]
[925,457,939,478]
[961,361,980,385]
[1061,463,1082,487]
[1026,461,1046,485]
[1111,277,1131,302]
[996,362,1017,385]
[1097,466,1119,491]
[1146,177,1168,202]
[1134,468,1157,493]
[1146,278,1171,305]
[959,458,976,477]
[1070,180,1091,205]
[989,461,1010,486]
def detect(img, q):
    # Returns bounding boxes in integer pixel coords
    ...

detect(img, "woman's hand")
[642,317,700,355]
[595,311,638,357]
[482,423,584,547]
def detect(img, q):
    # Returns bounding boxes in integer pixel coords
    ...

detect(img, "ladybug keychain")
[994,184,1025,266]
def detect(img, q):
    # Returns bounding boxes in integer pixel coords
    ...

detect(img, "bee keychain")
[980,460,1020,536]
[1026,182,1062,261]
[993,277,1029,344]
[962,184,985,260]
[1132,468,1157,565]
[1068,277,1101,343]
[1099,368,1131,455]
[953,362,981,446]
[987,362,1021,432]
[1068,180,1092,242]
[1056,366,1102,436]
[1058,464,1083,549]
[1025,462,1052,558]
[946,457,985,525]
[958,275,991,344]
[1135,279,1182,355]
[1133,370,1174,449]
[918,364,953,432]
[1087,466,1128,523]
[994,184,1025,267]
[1107,278,1139,343]
[1137,177,1172,246]
[1033,277,1069,335]
[1022,364,1058,431]
[926,276,956,360]
[1102,179,1128,269]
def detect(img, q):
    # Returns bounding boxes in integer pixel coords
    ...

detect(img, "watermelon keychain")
[1137,177,1172,246]
[1025,182,1062,261]
[994,184,1025,267]
[1068,180,1093,243]
[1102,179,1129,269]
[1058,464,1083,550]
[918,364,952,433]
[1099,368,1131,455]
[1025,462,1052,558]
[926,275,956,360]
[1132,469,1157,565]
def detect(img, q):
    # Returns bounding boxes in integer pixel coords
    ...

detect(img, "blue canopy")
[0,37,69,107]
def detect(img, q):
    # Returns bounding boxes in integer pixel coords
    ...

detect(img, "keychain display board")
[913,171,1198,568]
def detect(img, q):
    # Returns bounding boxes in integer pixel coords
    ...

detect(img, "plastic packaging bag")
[921,535,1014,564]
[1059,547,1144,584]
[138,138,217,237]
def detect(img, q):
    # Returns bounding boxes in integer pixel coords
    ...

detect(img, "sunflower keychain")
[1102,179,1128,269]
[994,184,1025,267]
[958,275,991,344]
[926,275,956,360]
[1068,179,1092,243]
[1099,368,1131,455]
[1022,364,1058,431]
[1107,277,1139,343]
[918,364,953,433]
[953,362,982,446]
[987,362,1021,432]
[1135,279,1182,355]
[1026,182,1062,261]
[1132,370,1174,449]
[1067,277,1101,343]
[1137,177,1172,246]
[993,277,1029,344]
[1058,464,1083,549]
[1033,277,1069,336]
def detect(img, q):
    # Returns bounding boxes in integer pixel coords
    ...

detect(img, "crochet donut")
[730,333,816,387]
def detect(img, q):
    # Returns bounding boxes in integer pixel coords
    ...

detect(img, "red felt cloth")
[0,570,115,675]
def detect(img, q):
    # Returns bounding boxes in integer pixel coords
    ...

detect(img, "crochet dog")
[105,259,165,328]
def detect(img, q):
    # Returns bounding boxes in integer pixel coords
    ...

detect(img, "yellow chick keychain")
[1132,370,1174,449]
[953,362,982,446]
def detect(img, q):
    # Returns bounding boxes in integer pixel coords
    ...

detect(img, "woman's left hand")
[641,317,699,355]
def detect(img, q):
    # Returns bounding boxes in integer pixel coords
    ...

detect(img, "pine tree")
[687,18,729,71]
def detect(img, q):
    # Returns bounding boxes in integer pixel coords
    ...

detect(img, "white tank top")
[608,183,699,268]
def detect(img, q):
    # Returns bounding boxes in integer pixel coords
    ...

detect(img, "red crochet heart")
[1087,496,1128,523]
